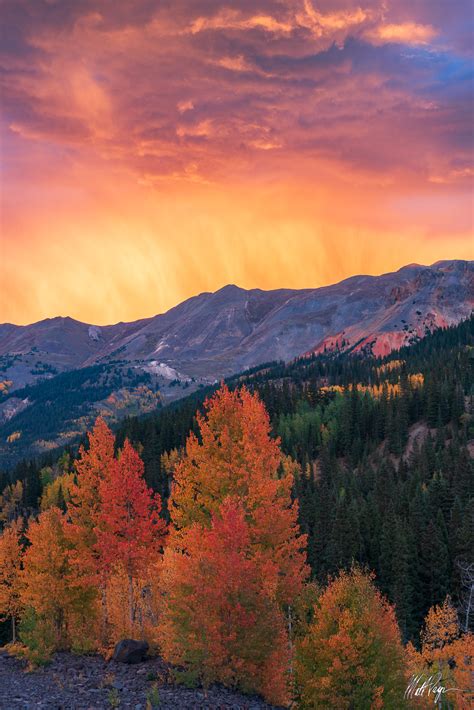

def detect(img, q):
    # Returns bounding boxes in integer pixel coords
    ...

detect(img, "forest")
[0,360,158,467]
[0,317,473,708]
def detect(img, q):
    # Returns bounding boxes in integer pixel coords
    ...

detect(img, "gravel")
[0,650,280,709]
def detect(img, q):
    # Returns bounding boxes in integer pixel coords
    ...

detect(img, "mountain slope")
[1,260,472,389]
[3,316,473,647]
[0,260,472,464]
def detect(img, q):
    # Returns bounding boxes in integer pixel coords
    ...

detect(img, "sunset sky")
[1,0,473,325]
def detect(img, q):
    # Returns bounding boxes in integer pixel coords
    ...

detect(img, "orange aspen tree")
[296,568,408,709]
[68,417,115,577]
[0,519,24,643]
[169,385,308,603]
[161,385,308,703]
[96,439,166,636]
[20,507,95,661]
[67,417,115,643]
[407,597,474,709]
[161,499,290,704]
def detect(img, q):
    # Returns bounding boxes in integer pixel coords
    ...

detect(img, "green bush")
[19,608,55,666]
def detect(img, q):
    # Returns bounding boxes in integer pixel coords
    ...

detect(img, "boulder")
[112,640,149,664]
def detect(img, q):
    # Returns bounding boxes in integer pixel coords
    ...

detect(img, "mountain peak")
[215,284,244,294]
[400,263,424,270]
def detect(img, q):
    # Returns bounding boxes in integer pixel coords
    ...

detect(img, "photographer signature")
[405,673,463,704]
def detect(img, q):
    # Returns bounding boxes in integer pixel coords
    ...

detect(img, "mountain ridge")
[0,259,472,464]
[1,259,472,391]
[2,259,468,329]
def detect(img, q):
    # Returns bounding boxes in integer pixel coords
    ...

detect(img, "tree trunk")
[101,583,109,646]
[128,573,134,634]
[288,605,294,677]
[12,616,16,644]
[465,582,473,633]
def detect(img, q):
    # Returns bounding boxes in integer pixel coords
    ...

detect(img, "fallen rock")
[112,639,149,664]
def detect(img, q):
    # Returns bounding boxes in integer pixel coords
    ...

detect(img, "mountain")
[0,259,472,463]
[2,260,473,386]
[3,314,473,650]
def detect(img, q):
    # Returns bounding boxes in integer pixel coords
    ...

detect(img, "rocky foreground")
[0,651,279,710]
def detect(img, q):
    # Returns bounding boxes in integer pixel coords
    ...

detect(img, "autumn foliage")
[0,418,167,660]
[169,385,308,604]
[406,597,474,709]
[96,439,166,632]
[0,519,23,643]
[161,386,308,703]
[20,507,96,661]
[296,567,408,709]
[161,499,290,703]
[3,386,466,708]
[67,417,115,587]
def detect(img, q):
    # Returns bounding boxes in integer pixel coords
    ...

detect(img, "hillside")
[0,260,472,465]
[2,316,473,646]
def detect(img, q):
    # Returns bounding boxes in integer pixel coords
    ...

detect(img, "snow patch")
[143,360,191,382]
[0,397,31,423]
[153,338,167,354]
[88,326,102,342]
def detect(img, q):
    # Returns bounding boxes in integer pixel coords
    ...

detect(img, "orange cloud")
[216,55,255,73]
[299,1,372,37]
[177,99,194,113]
[2,159,472,325]
[190,9,294,36]
[1,0,472,325]
[366,22,437,46]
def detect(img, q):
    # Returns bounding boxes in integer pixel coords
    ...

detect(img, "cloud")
[299,1,373,40]
[366,22,437,46]
[1,0,472,323]
[1,0,471,188]
[429,167,474,184]
[177,99,194,113]
[216,55,255,72]
[190,9,295,36]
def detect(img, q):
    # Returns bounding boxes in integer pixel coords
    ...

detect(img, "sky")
[1,0,473,325]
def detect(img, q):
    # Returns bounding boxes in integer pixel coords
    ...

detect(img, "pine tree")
[390,520,415,642]
[420,518,450,613]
